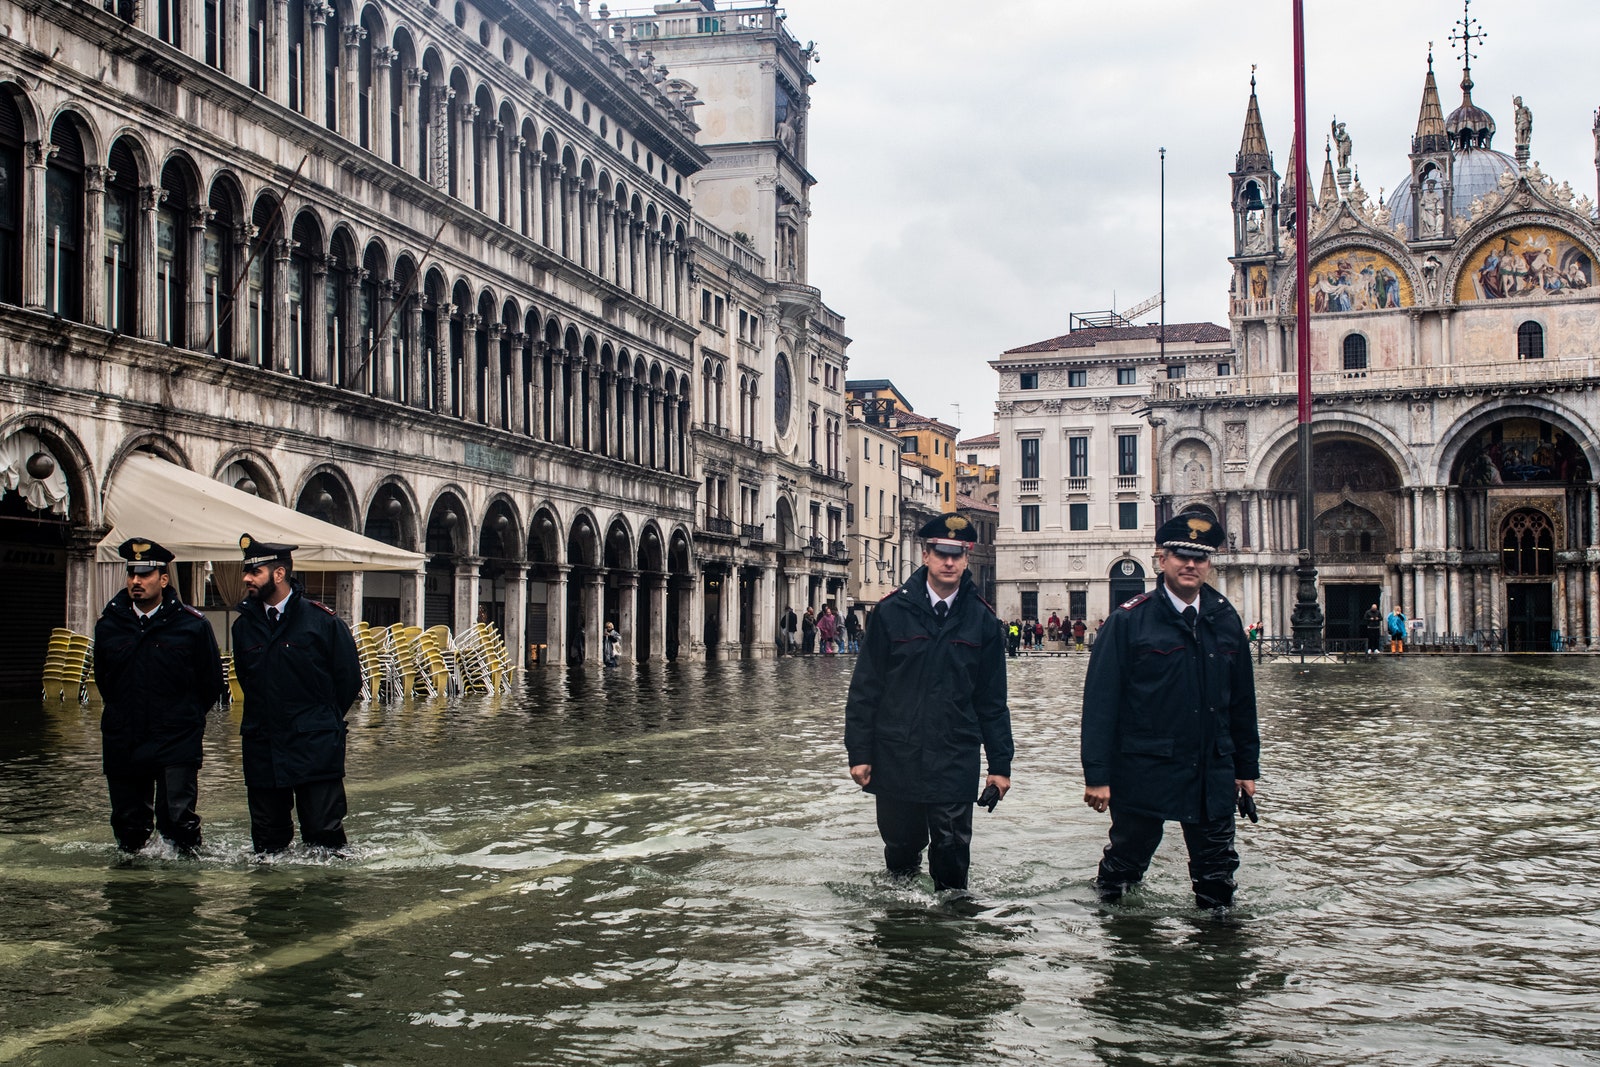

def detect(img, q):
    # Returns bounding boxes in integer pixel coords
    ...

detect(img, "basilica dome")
[1385,146,1517,231]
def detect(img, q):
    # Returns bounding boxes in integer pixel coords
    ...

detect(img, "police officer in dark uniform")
[231,534,362,855]
[94,538,224,855]
[1080,514,1260,909]
[845,513,1013,893]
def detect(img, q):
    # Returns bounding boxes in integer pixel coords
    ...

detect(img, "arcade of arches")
[1192,420,1600,652]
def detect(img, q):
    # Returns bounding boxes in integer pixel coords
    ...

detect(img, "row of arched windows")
[0,92,691,476]
[1340,321,1547,372]
[88,0,692,316]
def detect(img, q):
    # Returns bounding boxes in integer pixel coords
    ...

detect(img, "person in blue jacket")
[231,534,362,856]
[845,513,1013,893]
[1080,514,1259,909]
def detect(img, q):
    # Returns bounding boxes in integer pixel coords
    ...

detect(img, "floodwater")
[2,654,1598,1065]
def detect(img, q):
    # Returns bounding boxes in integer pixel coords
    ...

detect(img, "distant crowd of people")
[778,603,863,656]
[1000,613,1101,656]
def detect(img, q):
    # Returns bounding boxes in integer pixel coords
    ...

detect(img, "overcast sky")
[787,0,1600,438]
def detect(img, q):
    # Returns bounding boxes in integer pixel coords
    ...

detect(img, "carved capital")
[487,323,505,341]
[405,66,426,87]
[487,119,504,139]
[375,46,397,69]
[465,103,481,121]
[85,165,109,193]
[190,205,216,231]
[274,237,296,260]
[464,312,481,331]
[342,24,367,49]
[24,140,56,168]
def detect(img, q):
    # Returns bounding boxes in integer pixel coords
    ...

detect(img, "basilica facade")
[0,0,848,692]
[1151,46,1600,651]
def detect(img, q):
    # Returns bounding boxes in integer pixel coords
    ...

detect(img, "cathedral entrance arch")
[1501,507,1555,652]
[1108,558,1145,613]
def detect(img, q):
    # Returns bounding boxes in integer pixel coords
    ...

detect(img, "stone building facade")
[991,321,1232,626]
[1151,40,1600,650]
[0,0,847,691]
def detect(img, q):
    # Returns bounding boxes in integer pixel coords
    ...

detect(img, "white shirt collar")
[266,590,294,615]
[1163,582,1199,615]
[133,601,160,621]
[927,583,958,611]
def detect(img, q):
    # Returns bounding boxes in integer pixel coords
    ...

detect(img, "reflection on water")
[2,656,1599,1065]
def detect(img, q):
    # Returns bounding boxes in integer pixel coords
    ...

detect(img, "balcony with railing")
[806,536,827,557]
[693,220,766,278]
[829,540,849,561]
[704,515,735,537]
[1065,476,1090,495]
[1114,475,1139,493]
[1151,355,1600,403]
[1017,477,1040,497]
[740,523,766,544]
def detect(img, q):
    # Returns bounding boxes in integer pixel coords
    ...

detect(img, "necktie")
[268,606,281,626]
[1182,605,1197,630]
[934,601,948,620]
[138,614,149,629]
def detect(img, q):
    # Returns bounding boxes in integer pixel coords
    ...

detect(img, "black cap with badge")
[918,513,977,556]
[239,532,297,571]
[118,538,174,574]
[1155,513,1226,559]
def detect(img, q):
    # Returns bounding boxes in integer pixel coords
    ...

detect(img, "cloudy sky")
[788,0,1600,438]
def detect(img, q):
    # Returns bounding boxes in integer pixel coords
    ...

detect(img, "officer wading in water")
[844,513,1013,895]
[95,538,224,856]
[232,534,363,856]
[1081,514,1260,910]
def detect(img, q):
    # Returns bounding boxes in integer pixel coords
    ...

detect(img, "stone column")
[647,573,667,662]
[270,0,288,104]
[585,571,604,663]
[403,67,424,176]
[613,202,627,283]
[630,216,645,294]
[563,169,579,260]
[528,151,545,246]
[454,556,483,639]
[272,238,294,373]
[341,25,366,142]
[757,563,778,654]
[508,332,526,434]
[1448,566,1463,636]
[308,256,329,382]
[400,567,424,628]
[187,205,212,348]
[23,142,53,309]
[503,564,527,674]
[83,166,108,328]
[616,572,638,662]
[553,164,569,256]
[552,351,569,445]
[337,571,363,628]
[1432,564,1446,639]
[461,312,480,422]
[344,266,366,390]
[484,323,503,429]
[373,46,395,162]
[137,184,164,337]
[595,196,612,283]
[617,375,633,461]
[529,342,546,439]
[511,137,527,236]
[585,360,601,451]
[375,279,397,399]
[459,103,479,207]
[549,564,569,665]
[407,294,425,407]
[431,299,451,412]
[306,1,328,125]
[483,119,502,221]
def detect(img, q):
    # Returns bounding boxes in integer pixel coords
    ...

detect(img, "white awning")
[98,453,424,572]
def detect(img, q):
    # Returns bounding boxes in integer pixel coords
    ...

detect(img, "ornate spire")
[1236,68,1271,172]
[1412,45,1449,154]
[1445,2,1495,149]
[1319,140,1340,212]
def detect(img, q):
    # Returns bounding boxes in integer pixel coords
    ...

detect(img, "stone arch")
[478,494,524,561]
[566,510,600,567]
[0,413,97,527]
[1316,499,1391,559]
[1171,438,1214,495]
[527,503,562,567]
[294,464,359,531]
[1436,398,1600,486]
[603,514,634,570]
[362,475,421,551]
[424,486,471,557]
[213,448,284,505]
[105,432,190,494]
[1248,413,1420,489]
[637,521,665,572]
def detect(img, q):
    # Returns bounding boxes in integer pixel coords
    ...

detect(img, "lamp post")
[1288,0,1325,654]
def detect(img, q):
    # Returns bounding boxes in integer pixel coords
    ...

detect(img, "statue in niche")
[1418,178,1444,238]
[1243,207,1268,253]
[1514,96,1533,149]
[1332,119,1353,170]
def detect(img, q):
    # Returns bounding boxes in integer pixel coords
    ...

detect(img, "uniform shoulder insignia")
[974,593,998,617]
[309,598,339,617]
[1119,592,1151,611]
[879,589,898,603]
[182,604,205,618]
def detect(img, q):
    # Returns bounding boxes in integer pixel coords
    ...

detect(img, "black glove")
[1236,790,1258,823]
[977,784,1002,812]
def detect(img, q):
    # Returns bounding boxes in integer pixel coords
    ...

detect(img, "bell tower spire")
[1231,68,1279,259]
[1408,45,1455,243]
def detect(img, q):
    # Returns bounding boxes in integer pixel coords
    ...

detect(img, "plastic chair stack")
[41,628,93,703]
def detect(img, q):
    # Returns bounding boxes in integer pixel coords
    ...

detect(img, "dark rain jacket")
[94,587,224,774]
[844,567,1013,803]
[1081,576,1260,823]
[231,581,362,788]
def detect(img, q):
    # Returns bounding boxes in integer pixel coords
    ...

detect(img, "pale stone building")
[991,320,1232,626]
[0,0,846,690]
[1152,38,1600,650]
[845,399,903,619]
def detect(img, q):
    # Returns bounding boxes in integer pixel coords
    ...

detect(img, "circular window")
[675,176,682,195]
[478,21,490,46]
[544,72,554,95]
[524,56,534,80]
[563,87,573,111]
[646,151,654,172]
[616,130,623,150]
[631,142,639,163]
[502,39,512,63]
[773,354,793,436]
[599,117,608,137]
[453,2,465,28]
[581,103,591,124]
[661,164,668,183]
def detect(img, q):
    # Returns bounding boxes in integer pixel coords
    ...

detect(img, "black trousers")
[1096,809,1239,908]
[247,779,348,854]
[107,764,202,853]
[875,796,974,891]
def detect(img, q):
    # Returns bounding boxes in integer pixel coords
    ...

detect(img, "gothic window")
[249,199,280,369]
[1501,508,1554,576]
[1315,501,1388,559]
[326,247,350,387]
[44,119,85,322]
[104,140,139,331]
[1517,321,1544,360]
[1343,333,1368,372]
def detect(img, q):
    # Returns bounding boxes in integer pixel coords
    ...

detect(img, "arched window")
[359,246,382,395]
[1501,508,1554,576]
[357,11,377,150]
[289,216,317,377]
[45,120,85,321]
[203,184,235,357]
[325,246,349,386]
[104,140,139,331]
[0,93,22,305]
[249,199,280,368]
[1342,333,1368,373]
[323,8,342,131]
[1517,320,1544,360]
[156,165,189,346]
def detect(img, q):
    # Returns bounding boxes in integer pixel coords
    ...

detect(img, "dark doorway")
[1324,583,1381,640]
[1108,558,1146,613]
[1507,582,1555,652]
[703,573,722,652]
[0,503,68,696]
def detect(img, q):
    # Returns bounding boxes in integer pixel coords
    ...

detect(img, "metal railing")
[740,523,765,544]
[705,516,735,536]
[1250,628,1509,661]
[1154,355,1600,403]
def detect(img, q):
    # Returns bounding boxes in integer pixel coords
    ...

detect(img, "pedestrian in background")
[802,607,817,654]
[602,621,621,666]
[1072,618,1087,651]
[95,538,223,856]
[232,534,362,856]
[1364,604,1383,654]
[1081,514,1259,910]
[1386,604,1408,654]
[845,610,862,653]
[818,604,839,654]
[782,605,798,655]
[845,513,1012,894]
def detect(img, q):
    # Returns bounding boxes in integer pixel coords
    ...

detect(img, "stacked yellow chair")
[41,628,93,703]
[351,622,386,702]
[415,626,454,696]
